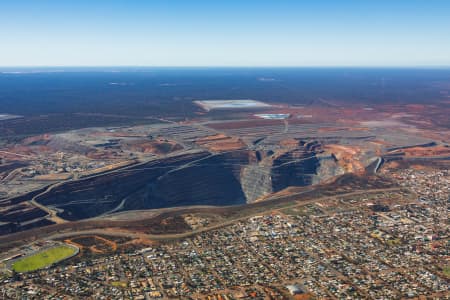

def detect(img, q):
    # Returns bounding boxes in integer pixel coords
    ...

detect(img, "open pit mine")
[1,99,448,236]
[1,138,344,228]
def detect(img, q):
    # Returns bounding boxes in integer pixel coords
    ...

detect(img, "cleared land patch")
[12,244,78,273]
[66,235,117,254]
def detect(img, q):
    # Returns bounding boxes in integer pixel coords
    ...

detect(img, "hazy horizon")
[2,0,450,67]
[1,66,450,70]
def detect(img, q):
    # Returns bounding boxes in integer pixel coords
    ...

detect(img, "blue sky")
[1,0,450,67]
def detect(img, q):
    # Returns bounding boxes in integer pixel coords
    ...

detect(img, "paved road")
[29,182,67,224]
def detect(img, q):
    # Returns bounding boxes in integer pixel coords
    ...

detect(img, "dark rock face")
[36,152,209,220]
[32,145,325,221]
[0,219,55,236]
[35,151,250,220]
[122,151,249,210]
[271,150,319,192]
[147,157,246,208]
[0,204,47,223]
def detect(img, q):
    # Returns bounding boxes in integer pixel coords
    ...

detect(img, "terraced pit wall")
[28,144,344,221]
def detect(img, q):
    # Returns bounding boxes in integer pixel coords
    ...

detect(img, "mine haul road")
[29,181,68,224]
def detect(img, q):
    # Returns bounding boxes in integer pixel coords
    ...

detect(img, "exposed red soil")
[123,139,183,155]
[387,145,450,157]
[195,134,246,151]
[324,144,365,174]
